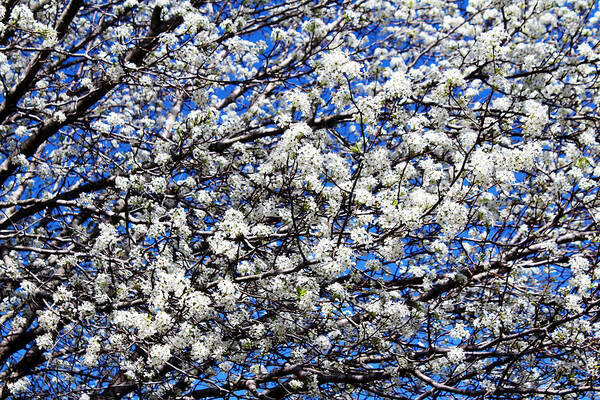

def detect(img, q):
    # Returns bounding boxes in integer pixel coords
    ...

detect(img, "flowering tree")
[0,0,600,398]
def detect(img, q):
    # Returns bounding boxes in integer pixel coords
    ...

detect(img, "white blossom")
[446,347,466,363]
[148,343,172,369]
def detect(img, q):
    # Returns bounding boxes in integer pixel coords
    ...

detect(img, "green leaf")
[297,286,308,298]
[576,157,590,169]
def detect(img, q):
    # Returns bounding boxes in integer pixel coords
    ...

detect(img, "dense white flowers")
[471,26,508,61]
[217,278,239,309]
[93,223,119,254]
[148,343,172,369]
[184,291,213,320]
[523,100,548,136]
[317,50,362,85]
[1,1,599,399]
[37,310,60,332]
[83,337,101,366]
[446,347,466,363]
[383,71,412,99]
[7,377,30,394]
